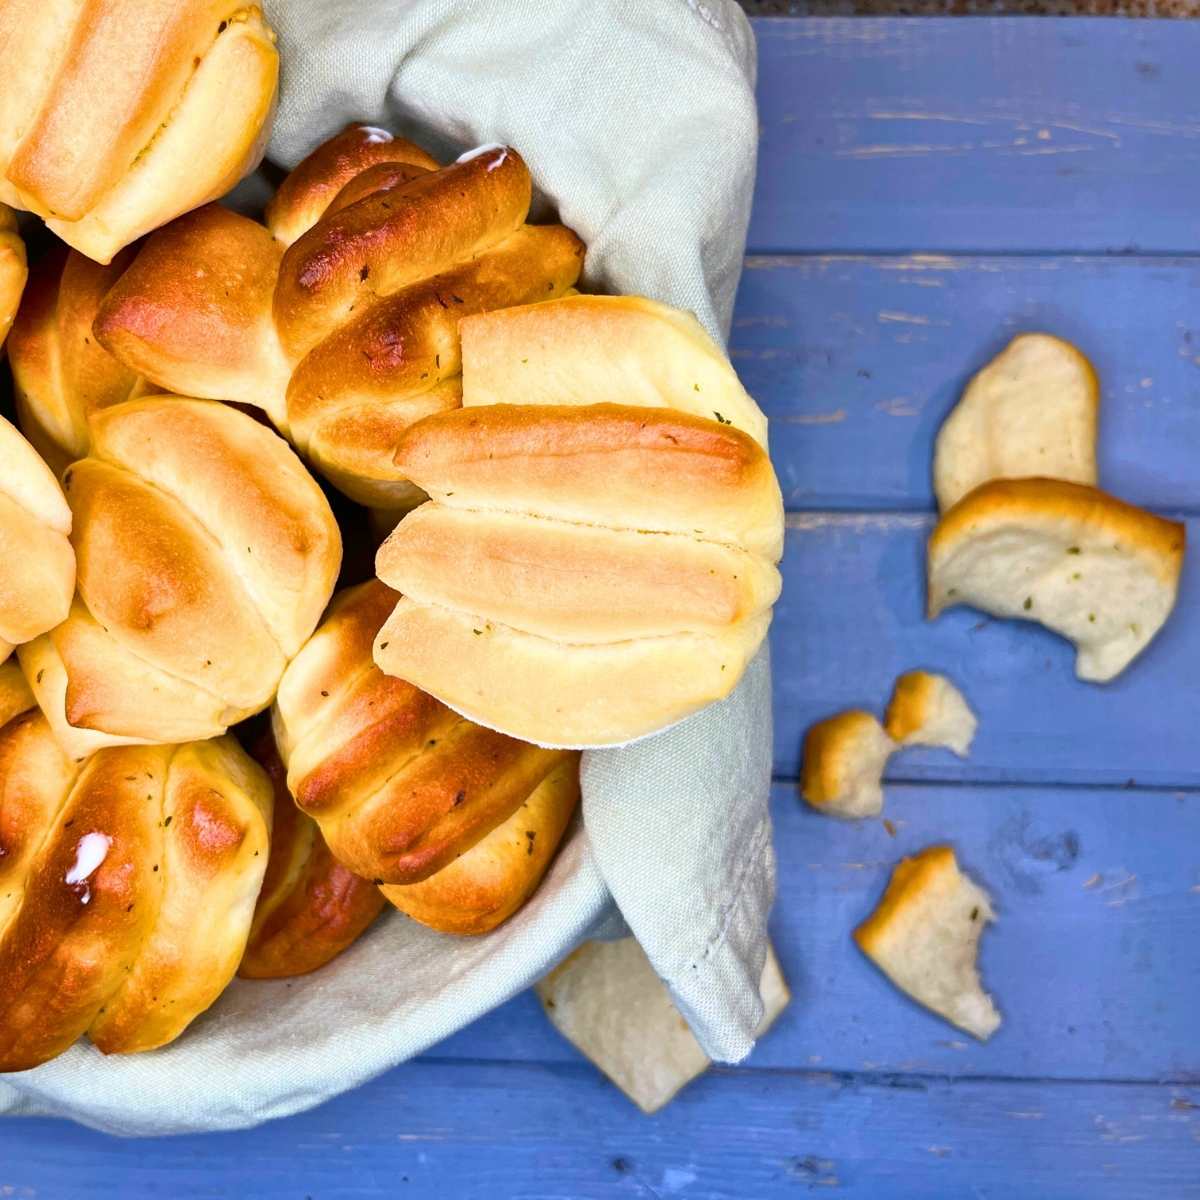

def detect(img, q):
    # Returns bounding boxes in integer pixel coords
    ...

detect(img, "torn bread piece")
[928,477,1185,682]
[934,333,1099,512]
[536,938,789,1114]
[801,710,895,819]
[885,671,977,758]
[855,845,1001,1041]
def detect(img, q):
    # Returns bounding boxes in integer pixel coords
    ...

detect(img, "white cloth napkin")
[0,0,773,1135]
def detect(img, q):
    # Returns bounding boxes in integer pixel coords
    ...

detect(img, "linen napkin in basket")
[0,0,774,1135]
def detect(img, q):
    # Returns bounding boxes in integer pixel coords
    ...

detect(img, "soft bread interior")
[934,333,1099,511]
[885,671,977,758]
[801,709,896,819]
[928,477,1184,682]
[855,845,1001,1041]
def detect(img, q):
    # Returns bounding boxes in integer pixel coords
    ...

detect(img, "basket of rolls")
[0,0,781,1133]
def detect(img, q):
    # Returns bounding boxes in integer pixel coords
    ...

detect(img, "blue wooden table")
[4,17,1199,1198]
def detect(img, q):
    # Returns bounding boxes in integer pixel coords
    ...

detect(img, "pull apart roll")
[273,580,581,935]
[92,125,586,509]
[0,670,273,1071]
[19,397,341,758]
[374,296,785,747]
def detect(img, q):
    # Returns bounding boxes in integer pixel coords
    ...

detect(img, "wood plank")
[772,516,1199,786]
[433,781,1200,1082]
[751,18,1200,255]
[735,255,1200,513]
[2,1064,1197,1200]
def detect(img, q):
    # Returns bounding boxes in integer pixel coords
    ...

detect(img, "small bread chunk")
[934,333,1099,511]
[855,846,1001,1041]
[885,671,977,758]
[928,477,1185,682]
[536,938,789,1113]
[801,710,895,819]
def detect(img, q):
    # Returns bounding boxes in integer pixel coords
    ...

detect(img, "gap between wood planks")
[414,1055,1200,1089]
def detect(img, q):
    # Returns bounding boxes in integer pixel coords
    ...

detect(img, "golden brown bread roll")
[273,580,580,934]
[239,732,386,980]
[372,295,783,747]
[0,415,75,665]
[0,0,278,263]
[0,702,272,1071]
[0,203,26,349]
[93,125,585,508]
[8,245,144,473]
[18,397,341,757]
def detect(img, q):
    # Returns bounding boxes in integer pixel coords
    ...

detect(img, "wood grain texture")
[422,781,1200,1083]
[2,1065,1198,1200]
[751,19,1200,254]
[772,516,1198,785]
[735,255,1200,512]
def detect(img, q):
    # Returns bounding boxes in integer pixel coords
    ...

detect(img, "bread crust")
[0,732,271,1068]
[239,733,385,980]
[28,398,339,747]
[10,245,142,472]
[91,128,585,505]
[0,2,278,262]
[274,581,580,928]
[0,416,75,655]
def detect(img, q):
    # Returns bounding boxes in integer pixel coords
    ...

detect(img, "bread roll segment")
[928,477,1185,682]
[374,598,770,749]
[383,757,580,936]
[0,1,278,263]
[0,415,75,660]
[0,203,26,349]
[10,245,143,473]
[94,206,289,428]
[461,294,769,447]
[265,125,438,247]
[382,504,780,645]
[934,333,1099,511]
[395,403,784,560]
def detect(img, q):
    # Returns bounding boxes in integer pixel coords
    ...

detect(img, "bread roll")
[0,415,75,664]
[373,296,783,746]
[0,203,26,349]
[239,732,386,979]
[8,245,143,473]
[273,580,580,934]
[93,126,586,508]
[19,397,340,755]
[0,716,272,1070]
[0,0,278,263]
